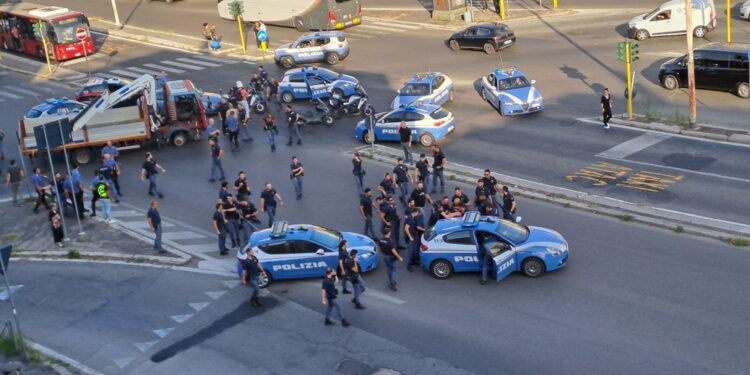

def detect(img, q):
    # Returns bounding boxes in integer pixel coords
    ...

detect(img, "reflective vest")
[96,182,109,199]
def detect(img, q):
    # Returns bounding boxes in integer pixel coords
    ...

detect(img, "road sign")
[76,27,87,41]
[257,30,267,42]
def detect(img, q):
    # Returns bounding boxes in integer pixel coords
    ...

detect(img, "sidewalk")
[364,6,576,30]
[0,52,87,83]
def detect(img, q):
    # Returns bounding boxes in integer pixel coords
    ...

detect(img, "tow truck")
[18,74,207,165]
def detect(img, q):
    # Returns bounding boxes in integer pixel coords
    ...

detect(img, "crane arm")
[72,74,159,131]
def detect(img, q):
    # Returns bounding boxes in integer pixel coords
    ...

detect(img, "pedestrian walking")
[241,249,266,307]
[322,268,350,327]
[209,138,227,182]
[379,196,402,248]
[404,207,425,272]
[238,197,259,245]
[431,145,446,194]
[147,200,164,253]
[223,194,241,248]
[260,183,284,227]
[337,240,352,294]
[378,229,403,291]
[226,108,240,152]
[290,156,304,199]
[234,171,250,201]
[101,140,119,160]
[501,185,518,221]
[392,158,411,205]
[5,159,24,205]
[31,168,51,214]
[141,152,165,198]
[265,78,281,111]
[601,88,613,129]
[378,172,396,199]
[95,173,113,223]
[352,152,365,195]
[398,121,413,164]
[285,106,303,146]
[262,113,277,152]
[345,249,366,309]
[415,153,431,190]
[359,188,377,239]
[212,203,228,255]
[102,154,122,198]
[49,203,64,248]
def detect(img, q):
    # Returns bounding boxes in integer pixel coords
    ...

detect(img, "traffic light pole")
[625,42,633,120]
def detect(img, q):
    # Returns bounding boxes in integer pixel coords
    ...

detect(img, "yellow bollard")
[500,0,506,20]
[236,16,246,54]
[41,35,52,74]
[726,0,731,43]
[553,0,558,9]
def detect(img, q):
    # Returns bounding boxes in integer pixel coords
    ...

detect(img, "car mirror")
[316,249,325,255]
[530,80,536,85]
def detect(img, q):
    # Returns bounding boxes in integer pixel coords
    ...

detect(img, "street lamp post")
[685,0,697,127]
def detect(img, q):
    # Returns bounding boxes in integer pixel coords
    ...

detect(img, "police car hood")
[391,95,426,109]
[336,74,359,85]
[499,86,541,105]
[277,43,292,50]
[342,231,376,250]
[519,226,567,249]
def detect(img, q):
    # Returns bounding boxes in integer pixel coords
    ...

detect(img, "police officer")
[322,268,350,327]
[212,203,228,255]
[102,153,122,198]
[223,194,241,248]
[352,152,365,195]
[234,171,250,201]
[392,158,411,205]
[241,248,266,307]
[378,172,396,199]
[452,187,470,207]
[501,185,518,221]
[431,145,446,194]
[141,152,165,198]
[478,232,495,285]
[482,169,499,207]
[209,138,227,183]
[474,179,490,209]
[217,96,230,134]
[415,153,431,190]
[398,121,413,164]
[359,188,377,239]
[404,207,424,272]
[265,78,281,112]
[238,197,259,246]
[284,105,302,146]
[378,229,403,291]
[409,181,433,218]
[345,249,366,309]
[31,168,50,214]
[260,183,284,227]
[379,196,402,248]
[219,181,231,202]
[290,156,304,199]
[337,240,351,294]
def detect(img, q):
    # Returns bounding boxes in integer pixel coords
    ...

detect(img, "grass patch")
[726,238,750,247]
[0,338,19,355]
[673,226,684,233]
[0,233,18,242]
[620,214,634,222]
[66,249,81,259]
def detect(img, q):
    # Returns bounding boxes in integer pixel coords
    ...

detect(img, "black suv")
[659,42,749,98]
[448,23,516,55]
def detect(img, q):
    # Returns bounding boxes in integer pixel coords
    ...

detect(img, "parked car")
[740,0,750,20]
[24,98,86,128]
[628,0,716,40]
[275,31,349,69]
[659,42,750,98]
[391,72,454,109]
[447,22,516,54]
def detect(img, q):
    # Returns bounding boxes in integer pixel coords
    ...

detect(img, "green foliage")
[727,238,750,247]
[673,226,684,233]
[620,214,633,222]
[66,249,81,259]
[0,338,19,355]
[228,0,244,18]
[0,233,17,242]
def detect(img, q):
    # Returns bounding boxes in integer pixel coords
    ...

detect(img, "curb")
[608,116,750,146]
[25,340,104,375]
[355,144,750,244]
[363,8,577,30]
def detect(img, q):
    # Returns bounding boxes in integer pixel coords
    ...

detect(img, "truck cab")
[156,80,208,146]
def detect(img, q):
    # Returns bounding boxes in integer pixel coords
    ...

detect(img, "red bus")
[0,3,94,61]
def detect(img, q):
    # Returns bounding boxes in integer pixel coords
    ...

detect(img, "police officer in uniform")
[379,197,402,248]
[404,207,424,272]
[359,188,377,239]
[378,229,403,291]
[392,158,411,205]
[241,249,266,307]
[482,169,499,207]
[415,153,431,190]
[321,268,351,327]
[212,204,228,255]
[501,185,518,221]
[238,197,259,245]
[345,249,366,309]
[337,240,351,294]
[478,232,496,285]
[223,194,241,248]
[409,181,433,219]
[284,105,302,146]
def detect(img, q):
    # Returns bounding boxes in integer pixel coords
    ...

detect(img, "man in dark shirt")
[398,121,413,164]
[392,158,411,205]
[284,105,302,146]
[482,169,498,206]
[260,183,284,227]
[415,153,431,189]
[452,187,470,207]
[209,139,226,182]
[141,153,165,198]
[409,181,433,218]
[378,172,395,198]
[352,151,365,195]
[241,249,266,307]
[601,88,612,129]
[219,181,231,202]
[431,145,446,194]
[379,197,402,248]
[223,194,241,248]
[345,250,366,309]
[404,208,424,272]
[378,229,403,291]
[337,240,351,294]
[217,97,230,134]
[212,204,228,255]
[321,268,350,326]
[501,185,518,221]
[290,156,304,199]
[238,198,259,245]
[147,200,164,253]
[474,179,490,208]
[5,159,24,205]
[234,171,250,201]
[359,188,377,239]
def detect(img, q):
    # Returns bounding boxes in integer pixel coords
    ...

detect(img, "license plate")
[503,40,512,45]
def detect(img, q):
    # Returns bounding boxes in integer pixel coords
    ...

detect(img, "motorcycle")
[296,98,334,127]
[248,88,266,114]
[328,86,373,119]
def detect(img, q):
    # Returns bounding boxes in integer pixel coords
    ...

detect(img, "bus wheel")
[294,17,306,32]
[73,148,94,165]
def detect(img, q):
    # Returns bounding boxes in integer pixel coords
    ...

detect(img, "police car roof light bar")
[462,211,480,227]
[412,72,436,80]
[271,221,289,238]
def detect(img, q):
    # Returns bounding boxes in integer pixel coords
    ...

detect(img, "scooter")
[328,86,373,119]
[248,88,266,114]
[296,98,334,127]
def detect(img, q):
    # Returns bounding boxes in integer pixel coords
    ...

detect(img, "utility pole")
[110,0,121,27]
[726,0,731,43]
[685,0,697,127]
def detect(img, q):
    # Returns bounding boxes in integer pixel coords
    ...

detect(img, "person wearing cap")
[241,248,266,307]
[322,268,350,326]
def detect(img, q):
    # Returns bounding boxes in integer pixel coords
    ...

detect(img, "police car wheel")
[282,92,295,103]
[280,57,295,69]
[449,39,460,51]
[325,53,340,65]
[363,130,374,144]
[430,260,453,279]
[737,83,750,99]
[448,89,454,103]
[257,272,271,288]
[634,29,649,41]
[73,148,94,165]
[419,133,435,147]
[521,258,545,278]
[483,43,495,55]
[662,75,678,91]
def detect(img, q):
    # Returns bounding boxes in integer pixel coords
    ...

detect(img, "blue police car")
[24,98,86,127]
[480,67,544,116]
[390,72,454,109]
[275,31,350,69]
[419,212,569,282]
[354,104,456,147]
[236,221,379,288]
[279,66,360,103]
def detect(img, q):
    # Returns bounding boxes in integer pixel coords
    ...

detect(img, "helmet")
[235,81,243,88]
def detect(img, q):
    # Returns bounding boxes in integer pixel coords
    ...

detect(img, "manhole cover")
[662,153,716,171]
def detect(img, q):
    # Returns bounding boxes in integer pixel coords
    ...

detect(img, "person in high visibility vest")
[95,174,113,223]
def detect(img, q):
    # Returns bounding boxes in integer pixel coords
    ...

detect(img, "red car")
[75,77,126,104]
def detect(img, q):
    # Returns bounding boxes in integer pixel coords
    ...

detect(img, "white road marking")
[127,66,162,75]
[170,313,193,323]
[596,133,672,159]
[152,327,175,338]
[109,69,143,78]
[188,302,210,311]
[176,57,222,67]
[0,285,23,301]
[110,210,144,218]
[5,86,43,96]
[161,231,207,240]
[344,32,373,39]
[0,90,24,100]
[372,21,422,30]
[597,154,750,185]
[113,357,135,369]
[160,60,205,70]
[134,340,158,353]
[205,291,227,300]
[192,54,239,64]
[357,23,408,32]
[143,63,185,74]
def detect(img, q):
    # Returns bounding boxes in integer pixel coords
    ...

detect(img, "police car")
[420,212,569,282]
[75,77,126,104]
[23,98,86,128]
[480,67,544,116]
[236,221,379,288]
[390,72,454,109]
[354,104,456,147]
[275,31,350,69]
[279,66,360,103]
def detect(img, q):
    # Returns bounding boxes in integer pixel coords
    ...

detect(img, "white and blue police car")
[354,104,456,147]
[24,98,86,128]
[236,221,378,288]
[419,212,569,282]
[279,66,360,103]
[480,67,544,116]
[275,31,350,69]
[390,72,454,109]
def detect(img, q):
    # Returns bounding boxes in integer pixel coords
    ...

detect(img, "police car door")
[442,230,479,272]
[290,240,332,278]
[259,241,296,280]
[287,73,307,98]
[377,110,406,141]
[305,75,328,100]
[432,76,447,104]
[487,236,517,282]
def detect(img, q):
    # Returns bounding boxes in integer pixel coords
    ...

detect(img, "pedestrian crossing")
[73,54,240,85]
[273,19,425,46]
[0,81,72,102]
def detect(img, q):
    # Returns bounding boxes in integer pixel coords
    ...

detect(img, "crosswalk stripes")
[189,54,239,64]
[159,60,205,70]
[357,23,406,32]
[109,69,143,79]
[142,63,185,74]
[126,66,163,76]
[0,91,23,100]
[371,21,421,30]
[175,57,221,67]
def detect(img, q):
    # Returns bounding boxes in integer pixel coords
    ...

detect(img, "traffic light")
[616,42,627,62]
[628,42,639,63]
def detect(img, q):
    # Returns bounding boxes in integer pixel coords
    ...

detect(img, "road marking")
[113,357,135,369]
[29,85,56,93]
[152,328,175,338]
[170,313,193,323]
[161,231,207,241]
[596,133,672,159]
[344,32,373,39]
[372,21,422,29]
[222,280,240,288]
[110,209,143,218]
[5,86,43,96]
[188,302,210,311]
[109,69,143,78]
[127,66,162,76]
[134,341,158,353]
[160,60,205,70]
[597,155,750,184]
[143,63,185,74]
[0,90,23,100]
[119,221,176,230]
[646,51,683,57]
[0,285,23,301]
[176,57,222,67]
[205,291,227,300]
[193,54,239,64]
[301,281,405,305]
[357,24,407,32]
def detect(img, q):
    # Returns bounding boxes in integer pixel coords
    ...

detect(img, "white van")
[628,0,716,40]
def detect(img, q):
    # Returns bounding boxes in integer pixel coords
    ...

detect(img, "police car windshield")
[310,226,342,249]
[496,221,528,243]
[498,77,530,90]
[401,83,430,96]
[316,69,340,82]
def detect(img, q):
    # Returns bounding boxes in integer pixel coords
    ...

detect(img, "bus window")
[50,15,87,44]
